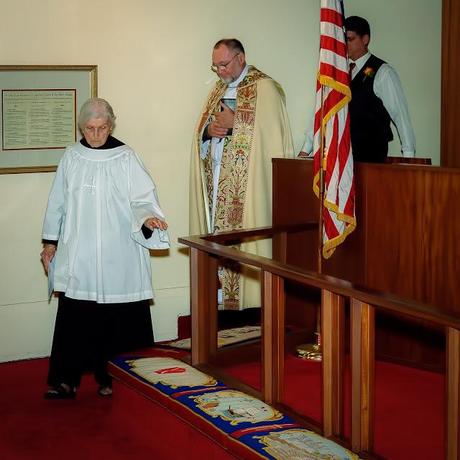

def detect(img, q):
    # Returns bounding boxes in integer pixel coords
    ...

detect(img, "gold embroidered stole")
[196,82,226,230]
[198,67,269,233]
[197,67,270,309]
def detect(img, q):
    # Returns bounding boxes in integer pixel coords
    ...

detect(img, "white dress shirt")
[302,51,416,157]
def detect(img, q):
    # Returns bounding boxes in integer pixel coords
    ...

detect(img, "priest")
[190,38,294,310]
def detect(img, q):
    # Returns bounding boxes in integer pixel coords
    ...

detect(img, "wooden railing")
[179,225,460,459]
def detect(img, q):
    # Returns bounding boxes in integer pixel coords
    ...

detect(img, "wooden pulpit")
[272,158,460,371]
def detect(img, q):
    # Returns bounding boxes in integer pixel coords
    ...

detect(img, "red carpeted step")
[224,355,445,459]
[0,357,237,460]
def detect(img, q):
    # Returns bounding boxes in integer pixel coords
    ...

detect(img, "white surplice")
[42,142,170,303]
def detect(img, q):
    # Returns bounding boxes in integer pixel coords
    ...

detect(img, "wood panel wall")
[273,158,460,370]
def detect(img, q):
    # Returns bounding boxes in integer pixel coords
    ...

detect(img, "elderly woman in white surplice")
[40,98,169,399]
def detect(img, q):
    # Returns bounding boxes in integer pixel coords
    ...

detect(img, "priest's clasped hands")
[207,102,234,138]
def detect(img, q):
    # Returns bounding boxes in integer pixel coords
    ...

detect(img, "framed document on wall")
[0,65,97,174]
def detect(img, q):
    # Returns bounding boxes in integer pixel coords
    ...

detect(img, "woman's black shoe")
[98,385,113,397]
[44,383,76,400]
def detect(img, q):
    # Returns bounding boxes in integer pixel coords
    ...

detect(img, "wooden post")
[322,290,345,437]
[350,299,375,453]
[272,231,287,264]
[190,248,218,366]
[262,271,285,404]
[446,327,460,459]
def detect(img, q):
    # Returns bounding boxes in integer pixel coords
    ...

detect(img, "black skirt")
[47,294,154,388]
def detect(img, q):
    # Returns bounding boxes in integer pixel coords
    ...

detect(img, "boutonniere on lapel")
[363,67,375,81]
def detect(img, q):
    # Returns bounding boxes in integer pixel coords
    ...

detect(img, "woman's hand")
[144,217,168,231]
[40,244,56,274]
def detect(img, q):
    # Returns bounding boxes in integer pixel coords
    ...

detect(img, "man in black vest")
[345,16,415,163]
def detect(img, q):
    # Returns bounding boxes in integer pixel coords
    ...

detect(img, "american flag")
[312,0,356,259]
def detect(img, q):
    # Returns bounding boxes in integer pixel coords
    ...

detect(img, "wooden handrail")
[179,232,460,329]
[180,227,460,458]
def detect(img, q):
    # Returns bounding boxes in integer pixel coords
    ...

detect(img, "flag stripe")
[320,7,344,26]
[320,35,348,59]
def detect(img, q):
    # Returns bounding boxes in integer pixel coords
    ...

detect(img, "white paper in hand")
[47,256,56,302]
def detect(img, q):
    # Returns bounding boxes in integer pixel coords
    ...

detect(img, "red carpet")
[224,355,445,460]
[2,354,445,459]
[0,358,236,460]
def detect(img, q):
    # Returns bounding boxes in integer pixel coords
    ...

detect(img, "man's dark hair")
[344,16,371,38]
[213,38,245,55]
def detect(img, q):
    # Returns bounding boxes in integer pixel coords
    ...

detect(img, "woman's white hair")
[78,97,116,132]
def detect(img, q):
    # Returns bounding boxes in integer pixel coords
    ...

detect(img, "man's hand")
[207,102,235,138]
[215,102,234,129]
[207,121,229,138]
[40,244,56,274]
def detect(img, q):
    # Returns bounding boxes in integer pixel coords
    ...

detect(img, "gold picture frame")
[0,65,97,174]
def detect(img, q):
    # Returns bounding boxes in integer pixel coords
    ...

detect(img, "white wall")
[0,0,441,362]
[346,0,441,161]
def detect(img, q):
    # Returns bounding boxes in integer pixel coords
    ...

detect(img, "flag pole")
[314,84,326,357]
[317,85,326,274]
[298,0,356,361]
[297,85,325,362]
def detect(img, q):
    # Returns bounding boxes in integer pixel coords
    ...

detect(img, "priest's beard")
[220,75,235,84]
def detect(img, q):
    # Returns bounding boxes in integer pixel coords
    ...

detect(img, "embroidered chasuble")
[190,66,294,309]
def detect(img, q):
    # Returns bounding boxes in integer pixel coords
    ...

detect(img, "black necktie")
[349,62,356,80]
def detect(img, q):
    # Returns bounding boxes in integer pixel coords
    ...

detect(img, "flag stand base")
[296,334,322,361]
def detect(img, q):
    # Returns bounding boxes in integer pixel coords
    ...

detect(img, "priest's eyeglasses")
[211,53,240,73]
